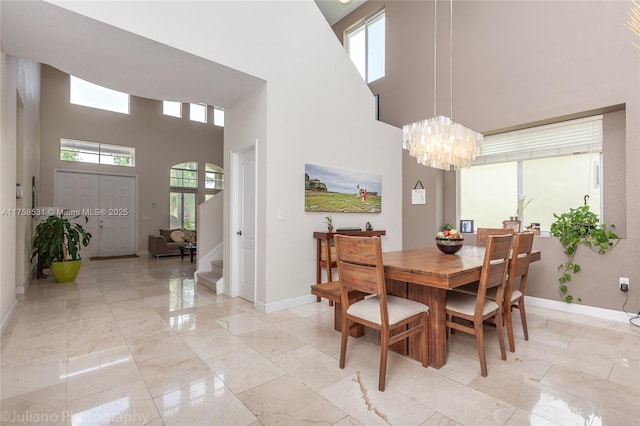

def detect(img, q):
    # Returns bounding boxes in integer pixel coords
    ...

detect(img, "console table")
[313,229,386,285]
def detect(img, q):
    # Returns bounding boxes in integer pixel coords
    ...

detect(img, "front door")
[55,171,136,257]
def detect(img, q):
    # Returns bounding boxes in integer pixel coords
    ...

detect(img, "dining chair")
[475,227,514,247]
[446,234,512,377]
[472,232,535,352]
[334,235,429,391]
[495,231,535,352]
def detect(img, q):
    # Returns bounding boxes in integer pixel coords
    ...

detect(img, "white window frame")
[459,115,604,230]
[213,107,224,127]
[60,138,135,167]
[163,101,182,118]
[190,103,207,123]
[345,9,386,83]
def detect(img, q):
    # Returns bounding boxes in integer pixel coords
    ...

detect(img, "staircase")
[194,192,224,294]
[196,259,223,294]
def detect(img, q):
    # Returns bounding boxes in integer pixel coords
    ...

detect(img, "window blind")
[473,115,603,165]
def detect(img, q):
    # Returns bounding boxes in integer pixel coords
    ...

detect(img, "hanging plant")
[549,205,619,303]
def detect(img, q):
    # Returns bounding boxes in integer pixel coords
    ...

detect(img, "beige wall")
[335,1,639,313]
[0,52,41,329]
[40,65,224,254]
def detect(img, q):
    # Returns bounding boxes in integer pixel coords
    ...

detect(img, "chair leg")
[505,304,516,353]
[474,322,488,377]
[339,318,349,369]
[518,300,529,341]
[378,330,389,391]
[421,313,429,368]
[495,310,507,361]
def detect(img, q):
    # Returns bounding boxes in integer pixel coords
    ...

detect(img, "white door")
[98,175,136,256]
[55,172,100,258]
[55,171,136,257]
[237,148,256,302]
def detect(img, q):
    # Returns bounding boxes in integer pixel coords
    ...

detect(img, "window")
[346,10,385,83]
[170,162,198,230]
[70,76,129,114]
[205,163,224,199]
[213,107,224,127]
[190,103,207,123]
[163,101,182,118]
[459,116,603,232]
[60,139,135,167]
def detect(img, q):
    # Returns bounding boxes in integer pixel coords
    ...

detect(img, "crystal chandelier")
[402,0,482,170]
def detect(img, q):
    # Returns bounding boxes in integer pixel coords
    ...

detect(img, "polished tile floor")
[1,256,639,425]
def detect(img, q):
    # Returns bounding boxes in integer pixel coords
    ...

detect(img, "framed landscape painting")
[305,163,382,213]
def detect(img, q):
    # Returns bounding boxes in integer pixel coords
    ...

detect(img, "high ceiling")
[315,0,366,25]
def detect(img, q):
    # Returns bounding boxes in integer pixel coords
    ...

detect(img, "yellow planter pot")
[50,260,82,283]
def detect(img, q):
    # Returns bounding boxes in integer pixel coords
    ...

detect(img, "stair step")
[197,271,222,293]
[210,260,223,275]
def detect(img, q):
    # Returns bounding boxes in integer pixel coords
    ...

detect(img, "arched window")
[170,162,197,230]
[205,163,224,201]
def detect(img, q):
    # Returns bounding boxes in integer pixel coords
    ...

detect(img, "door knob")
[237,230,242,236]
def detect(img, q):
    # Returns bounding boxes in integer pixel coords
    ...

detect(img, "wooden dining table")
[382,245,541,368]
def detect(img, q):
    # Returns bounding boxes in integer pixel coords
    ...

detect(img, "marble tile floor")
[1,256,639,426]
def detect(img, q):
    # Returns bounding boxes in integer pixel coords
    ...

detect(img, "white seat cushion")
[347,295,428,326]
[446,292,499,316]
[486,287,523,303]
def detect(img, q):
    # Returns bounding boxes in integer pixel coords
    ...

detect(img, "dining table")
[382,245,541,368]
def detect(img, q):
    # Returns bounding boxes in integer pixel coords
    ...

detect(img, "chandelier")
[402,0,482,170]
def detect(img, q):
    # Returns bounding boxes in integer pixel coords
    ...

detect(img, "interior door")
[55,171,136,257]
[237,148,256,302]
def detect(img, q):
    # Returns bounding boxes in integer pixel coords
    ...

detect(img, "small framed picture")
[502,220,521,232]
[460,219,474,233]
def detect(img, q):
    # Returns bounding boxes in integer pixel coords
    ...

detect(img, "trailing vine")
[549,204,619,303]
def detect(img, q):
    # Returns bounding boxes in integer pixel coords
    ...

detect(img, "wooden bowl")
[435,238,464,254]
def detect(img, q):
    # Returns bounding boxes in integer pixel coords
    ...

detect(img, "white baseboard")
[260,294,317,314]
[1,299,18,334]
[525,296,634,323]
[258,294,632,323]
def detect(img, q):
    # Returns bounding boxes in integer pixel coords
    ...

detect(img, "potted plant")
[550,205,619,302]
[324,215,334,233]
[31,211,92,283]
[515,194,532,221]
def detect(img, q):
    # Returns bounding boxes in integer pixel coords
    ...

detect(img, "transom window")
[459,115,603,232]
[213,107,225,127]
[190,103,207,123]
[163,101,182,118]
[170,162,198,188]
[60,138,135,167]
[346,10,385,83]
[70,76,130,114]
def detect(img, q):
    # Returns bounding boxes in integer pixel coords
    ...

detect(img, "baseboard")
[1,299,18,334]
[525,296,633,323]
[136,250,150,256]
[16,276,31,295]
[260,294,317,314]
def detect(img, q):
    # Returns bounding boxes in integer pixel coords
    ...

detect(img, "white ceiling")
[0,1,361,108]
[315,0,366,25]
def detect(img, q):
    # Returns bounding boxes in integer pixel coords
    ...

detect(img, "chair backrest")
[476,227,514,247]
[474,234,513,315]
[334,235,388,319]
[506,232,535,298]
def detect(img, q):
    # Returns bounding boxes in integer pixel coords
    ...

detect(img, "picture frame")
[305,163,382,213]
[460,219,474,233]
[502,220,521,232]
